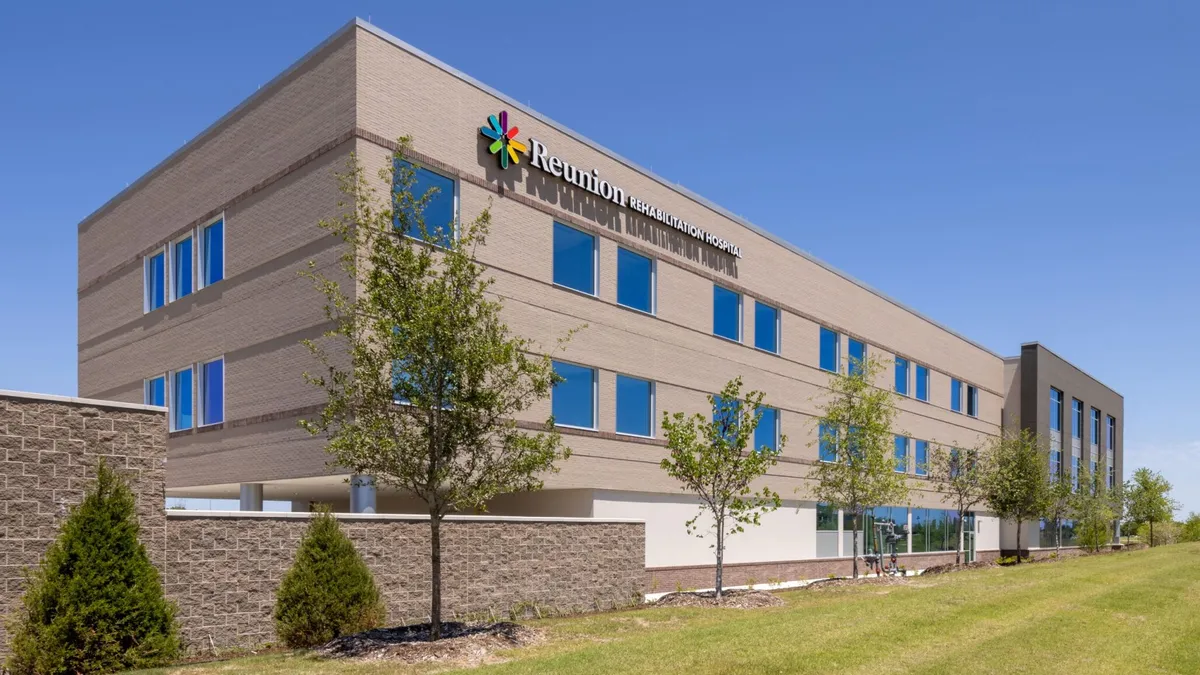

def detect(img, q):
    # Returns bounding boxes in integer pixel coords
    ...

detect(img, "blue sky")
[1,2,1196,513]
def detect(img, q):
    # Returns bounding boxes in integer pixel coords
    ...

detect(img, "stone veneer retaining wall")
[1,391,645,655]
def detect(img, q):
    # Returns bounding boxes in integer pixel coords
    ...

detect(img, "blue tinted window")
[1091,408,1100,445]
[915,365,929,401]
[174,237,193,299]
[1050,388,1063,432]
[393,160,455,247]
[819,328,839,372]
[616,375,653,437]
[616,248,653,313]
[966,385,978,417]
[1072,456,1080,490]
[713,395,740,442]
[848,339,866,376]
[915,440,928,476]
[1107,416,1115,448]
[753,302,779,353]
[172,367,193,431]
[712,285,741,341]
[894,435,908,473]
[819,423,838,462]
[552,361,595,428]
[894,358,909,395]
[755,406,778,453]
[202,220,224,286]
[147,252,166,310]
[145,376,165,407]
[201,359,224,425]
[552,223,596,295]
[951,379,962,412]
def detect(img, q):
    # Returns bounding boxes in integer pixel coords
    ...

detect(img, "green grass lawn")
[135,543,1200,674]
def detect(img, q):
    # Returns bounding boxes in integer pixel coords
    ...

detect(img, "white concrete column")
[239,483,263,511]
[350,475,377,514]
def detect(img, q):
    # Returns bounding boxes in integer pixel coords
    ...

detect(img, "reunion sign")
[481,111,742,259]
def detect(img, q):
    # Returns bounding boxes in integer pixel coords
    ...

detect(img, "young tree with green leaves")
[302,141,574,639]
[274,507,386,647]
[1072,465,1115,553]
[1044,464,1075,554]
[6,460,179,674]
[1179,512,1200,543]
[808,355,909,579]
[926,443,991,564]
[1126,468,1179,547]
[660,377,783,598]
[984,425,1049,563]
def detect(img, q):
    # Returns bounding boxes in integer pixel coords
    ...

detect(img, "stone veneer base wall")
[1,392,645,655]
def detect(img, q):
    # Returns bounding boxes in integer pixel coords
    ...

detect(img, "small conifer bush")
[6,460,180,674]
[273,507,385,647]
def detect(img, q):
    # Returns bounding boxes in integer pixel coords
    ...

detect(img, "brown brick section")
[1,392,645,656]
[0,393,168,655]
[165,515,644,649]
[646,550,1001,593]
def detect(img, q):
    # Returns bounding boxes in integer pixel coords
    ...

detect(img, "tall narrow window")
[754,406,779,453]
[894,435,908,473]
[915,440,928,476]
[816,503,839,558]
[616,248,654,314]
[966,385,978,417]
[1050,388,1063,432]
[712,285,741,342]
[819,423,838,462]
[551,361,596,429]
[1072,455,1080,491]
[1091,408,1101,446]
[915,365,929,402]
[615,374,653,437]
[200,219,224,287]
[144,376,166,407]
[1107,415,1116,449]
[199,358,225,426]
[753,301,779,353]
[173,235,193,300]
[552,223,596,295]
[894,357,909,396]
[819,328,839,373]
[951,379,963,413]
[393,160,456,247]
[145,250,166,311]
[171,366,193,431]
[848,339,866,376]
[1072,399,1083,439]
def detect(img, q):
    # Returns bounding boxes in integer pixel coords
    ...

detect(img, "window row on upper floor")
[819,327,980,419]
[143,216,225,313]
[550,360,780,452]
[144,356,224,431]
[1049,387,1118,452]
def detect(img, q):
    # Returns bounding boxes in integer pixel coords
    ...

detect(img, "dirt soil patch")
[802,576,913,590]
[653,589,784,609]
[317,621,543,666]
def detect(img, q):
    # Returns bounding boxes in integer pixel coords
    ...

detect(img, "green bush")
[1180,513,1200,543]
[1137,520,1181,547]
[995,556,1031,566]
[273,507,385,647]
[6,460,180,674]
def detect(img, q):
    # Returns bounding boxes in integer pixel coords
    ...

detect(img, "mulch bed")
[802,575,913,590]
[653,589,784,609]
[921,561,998,576]
[317,621,543,665]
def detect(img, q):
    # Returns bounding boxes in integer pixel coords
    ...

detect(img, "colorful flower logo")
[480,111,527,169]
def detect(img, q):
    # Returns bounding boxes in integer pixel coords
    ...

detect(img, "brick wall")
[166,513,644,649]
[0,391,168,655]
[0,390,645,656]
